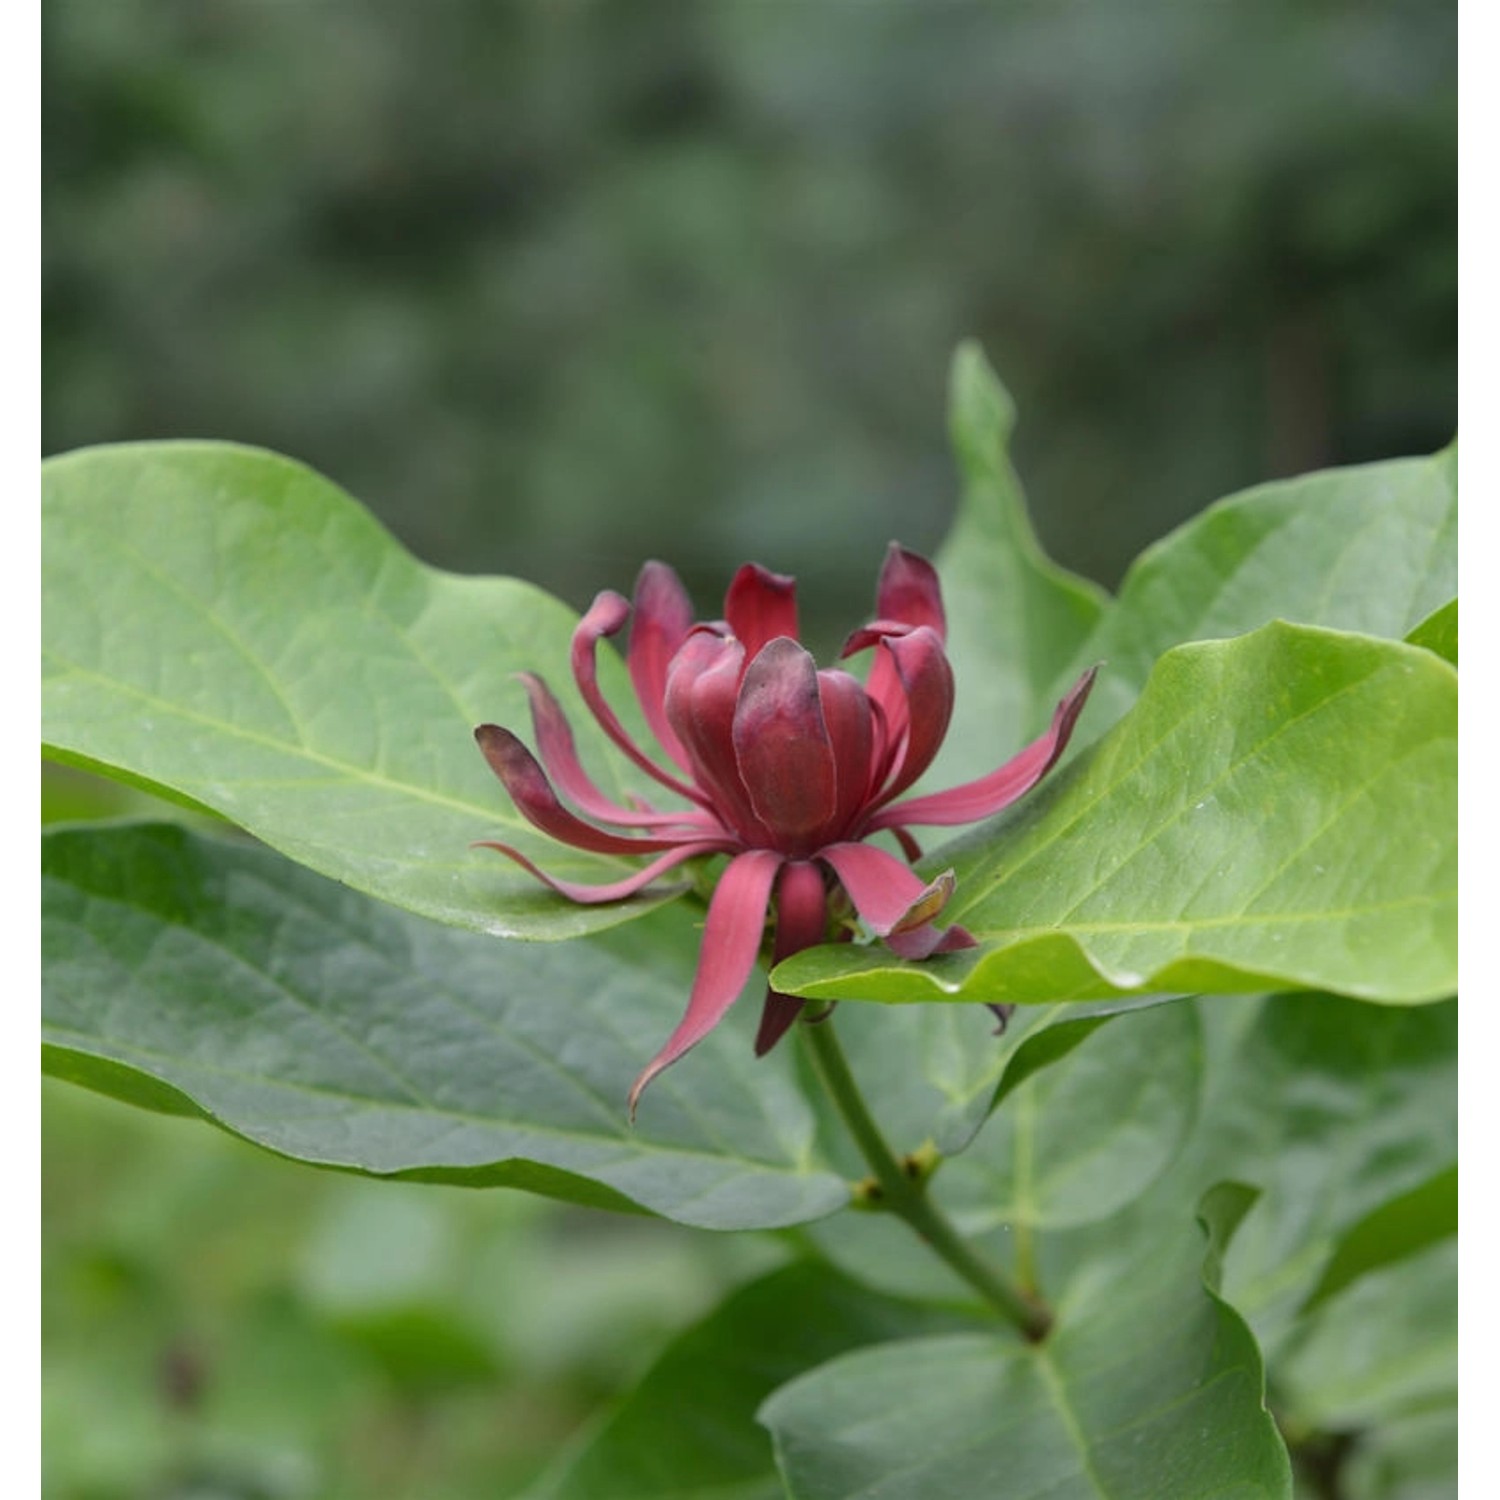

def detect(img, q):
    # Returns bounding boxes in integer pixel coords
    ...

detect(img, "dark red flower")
[476,545,1095,1113]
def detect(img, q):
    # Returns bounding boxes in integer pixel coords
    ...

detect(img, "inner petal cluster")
[475,544,1096,1112]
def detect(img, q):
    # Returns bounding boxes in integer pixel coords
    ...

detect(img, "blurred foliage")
[44,1080,783,1498]
[44,1,1453,1493]
[43,0,1453,646]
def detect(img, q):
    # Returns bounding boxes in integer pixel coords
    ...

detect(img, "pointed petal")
[628,561,696,772]
[818,841,957,937]
[629,850,784,1117]
[877,544,946,638]
[732,639,838,847]
[474,836,736,903]
[871,626,954,804]
[725,563,799,659]
[816,669,876,838]
[475,725,694,855]
[570,590,705,803]
[665,628,768,843]
[518,673,720,832]
[869,666,1098,830]
[755,859,828,1056]
[884,920,977,960]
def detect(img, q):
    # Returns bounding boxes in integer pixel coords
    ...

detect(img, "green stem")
[799,1012,1053,1342]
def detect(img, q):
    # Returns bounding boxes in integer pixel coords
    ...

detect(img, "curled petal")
[870,626,954,805]
[884,920,977,960]
[869,666,1098,830]
[475,725,694,855]
[570,590,704,803]
[725,563,799,660]
[732,639,837,848]
[755,859,828,1057]
[818,841,958,938]
[474,836,737,904]
[518,673,719,833]
[628,561,696,772]
[876,543,946,640]
[629,849,784,1117]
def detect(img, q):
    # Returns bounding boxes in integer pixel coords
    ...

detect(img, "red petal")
[755,859,827,1056]
[725,563,799,659]
[665,629,768,843]
[474,836,736,903]
[475,725,695,855]
[732,639,838,848]
[570,590,704,804]
[816,669,877,838]
[629,850,784,1117]
[628,561,696,772]
[518,673,720,833]
[876,544,946,641]
[818,842,957,937]
[870,626,954,805]
[869,666,1098,830]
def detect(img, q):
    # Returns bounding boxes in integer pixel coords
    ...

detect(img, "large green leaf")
[760,1185,1291,1500]
[774,623,1456,1007]
[1058,444,1456,738]
[528,1262,966,1500]
[1300,1164,1456,1315]
[931,343,1109,783]
[800,999,1202,1306]
[42,442,677,938]
[41,822,848,1231]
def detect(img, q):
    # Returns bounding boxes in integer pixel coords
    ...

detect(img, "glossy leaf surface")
[42,443,676,938]
[775,624,1456,1007]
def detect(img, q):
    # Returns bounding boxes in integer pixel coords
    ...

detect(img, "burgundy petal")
[732,639,838,849]
[818,841,958,937]
[518,673,720,833]
[816,668,876,839]
[474,836,736,903]
[570,590,704,804]
[869,626,954,806]
[869,667,1097,830]
[876,544,946,640]
[664,629,768,843]
[755,859,827,1056]
[725,563,799,659]
[628,561,696,772]
[474,725,694,856]
[862,640,911,792]
[628,849,784,1117]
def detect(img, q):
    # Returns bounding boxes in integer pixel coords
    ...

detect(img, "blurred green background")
[43,1,1454,1495]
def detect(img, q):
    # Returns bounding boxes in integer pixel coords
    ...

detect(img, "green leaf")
[1059,444,1456,737]
[942,996,1202,1231]
[775,623,1456,1007]
[802,999,1203,1303]
[1406,599,1457,665]
[1341,1407,1456,1500]
[1300,1164,1456,1314]
[1200,997,1458,1344]
[528,1262,966,1500]
[1273,1240,1456,1434]
[42,822,848,1231]
[931,343,1109,785]
[759,1187,1291,1500]
[817,994,1187,1165]
[42,442,677,938]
